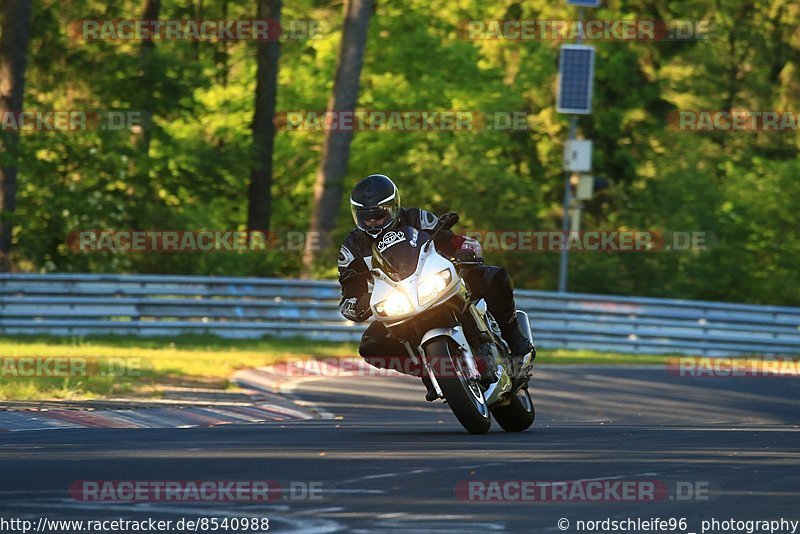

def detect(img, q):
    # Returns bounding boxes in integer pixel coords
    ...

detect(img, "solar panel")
[557,44,595,114]
[566,0,601,7]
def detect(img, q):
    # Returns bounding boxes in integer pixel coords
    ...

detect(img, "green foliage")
[7,0,800,304]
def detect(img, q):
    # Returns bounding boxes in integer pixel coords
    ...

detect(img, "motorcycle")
[367,213,535,434]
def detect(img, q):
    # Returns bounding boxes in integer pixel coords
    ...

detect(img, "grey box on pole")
[576,174,595,200]
[563,139,592,172]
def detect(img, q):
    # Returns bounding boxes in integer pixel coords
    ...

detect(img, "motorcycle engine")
[475,341,501,384]
[461,302,505,385]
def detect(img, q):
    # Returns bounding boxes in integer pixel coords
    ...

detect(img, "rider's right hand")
[355,293,373,321]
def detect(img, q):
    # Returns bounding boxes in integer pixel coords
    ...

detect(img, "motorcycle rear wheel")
[491,387,535,432]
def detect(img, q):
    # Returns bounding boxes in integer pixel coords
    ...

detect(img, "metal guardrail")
[0,273,798,356]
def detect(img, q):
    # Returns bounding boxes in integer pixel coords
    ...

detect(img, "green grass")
[0,335,357,401]
[0,334,671,401]
[536,350,672,365]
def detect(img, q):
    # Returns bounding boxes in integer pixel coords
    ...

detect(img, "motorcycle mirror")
[428,212,459,242]
[438,212,459,230]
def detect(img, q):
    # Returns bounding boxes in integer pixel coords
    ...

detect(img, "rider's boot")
[500,314,534,357]
[499,314,535,377]
[479,267,534,376]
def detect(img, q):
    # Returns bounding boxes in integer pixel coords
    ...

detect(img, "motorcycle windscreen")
[371,226,430,281]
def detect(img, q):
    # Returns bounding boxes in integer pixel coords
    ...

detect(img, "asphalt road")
[0,366,798,533]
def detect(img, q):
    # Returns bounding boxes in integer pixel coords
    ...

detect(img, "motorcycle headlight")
[375,291,414,317]
[417,269,452,307]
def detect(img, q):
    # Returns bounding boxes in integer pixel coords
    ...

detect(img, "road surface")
[0,366,797,533]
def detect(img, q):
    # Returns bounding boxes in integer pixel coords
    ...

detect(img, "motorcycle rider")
[337,173,535,400]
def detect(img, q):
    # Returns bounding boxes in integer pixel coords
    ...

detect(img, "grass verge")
[0,334,671,400]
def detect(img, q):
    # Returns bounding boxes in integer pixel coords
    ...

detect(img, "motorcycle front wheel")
[423,337,491,435]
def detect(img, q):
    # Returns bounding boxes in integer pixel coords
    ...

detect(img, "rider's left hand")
[454,235,483,261]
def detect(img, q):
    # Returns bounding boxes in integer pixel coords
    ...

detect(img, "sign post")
[556,2,598,292]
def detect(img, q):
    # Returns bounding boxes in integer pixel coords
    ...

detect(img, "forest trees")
[0,0,33,271]
[248,0,282,232]
[0,0,796,305]
[302,0,374,272]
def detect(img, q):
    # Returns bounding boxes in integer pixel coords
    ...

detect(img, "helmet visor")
[351,200,399,235]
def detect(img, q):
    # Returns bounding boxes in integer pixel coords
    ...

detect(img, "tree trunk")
[138,0,161,156]
[247,0,282,232]
[302,0,374,273]
[0,0,33,272]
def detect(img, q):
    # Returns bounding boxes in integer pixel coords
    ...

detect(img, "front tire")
[491,387,535,432]
[423,337,491,435]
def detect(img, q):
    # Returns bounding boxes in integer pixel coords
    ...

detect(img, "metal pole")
[557,7,584,293]
[558,117,577,293]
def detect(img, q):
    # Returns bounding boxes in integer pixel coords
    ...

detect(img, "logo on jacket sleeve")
[420,210,438,230]
[338,245,356,268]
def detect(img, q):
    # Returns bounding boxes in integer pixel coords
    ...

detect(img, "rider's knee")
[359,340,381,359]
[359,342,388,370]
[359,344,421,376]
[488,266,514,292]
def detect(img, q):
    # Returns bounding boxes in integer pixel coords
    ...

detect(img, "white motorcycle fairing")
[369,239,482,399]
[369,240,460,326]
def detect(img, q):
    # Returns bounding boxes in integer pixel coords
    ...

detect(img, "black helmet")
[350,174,401,237]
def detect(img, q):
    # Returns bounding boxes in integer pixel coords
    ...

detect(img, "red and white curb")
[233,360,376,420]
[234,358,377,394]
[0,390,319,433]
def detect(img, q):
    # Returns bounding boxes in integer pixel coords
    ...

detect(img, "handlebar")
[451,258,484,269]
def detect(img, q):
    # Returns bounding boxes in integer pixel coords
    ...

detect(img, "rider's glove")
[453,235,483,262]
[354,293,373,321]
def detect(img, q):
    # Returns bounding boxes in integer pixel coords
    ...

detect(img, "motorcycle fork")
[401,339,443,398]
